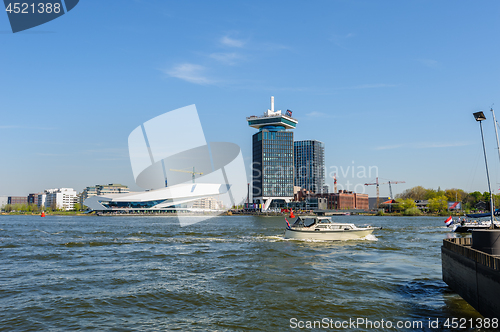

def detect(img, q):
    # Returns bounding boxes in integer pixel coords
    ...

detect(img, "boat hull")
[452,221,500,233]
[453,224,492,233]
[284,228,374,241]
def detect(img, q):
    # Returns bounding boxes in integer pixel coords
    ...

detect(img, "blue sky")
[1,0,500,198]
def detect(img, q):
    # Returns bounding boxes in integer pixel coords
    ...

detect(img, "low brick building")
[296,190,370,210]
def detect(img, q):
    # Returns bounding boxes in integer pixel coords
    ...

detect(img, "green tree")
[397,186,427,200]
[74,203,81,211]
[444,188,466,203]
[428,195,448,212]
[483,191,491,204]
[403,207,422,216]
[424,189,438,200]
[399,198,416,210]
[469,191,483,204]
[494,194,500,209]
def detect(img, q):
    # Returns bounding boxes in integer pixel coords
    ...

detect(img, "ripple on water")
[0,215,483,331]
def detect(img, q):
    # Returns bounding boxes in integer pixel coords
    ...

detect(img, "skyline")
[1,1,500,198]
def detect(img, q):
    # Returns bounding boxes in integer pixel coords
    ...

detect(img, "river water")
[0,215,490,331]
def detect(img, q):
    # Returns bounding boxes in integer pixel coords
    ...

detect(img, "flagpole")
[477,115,496,229]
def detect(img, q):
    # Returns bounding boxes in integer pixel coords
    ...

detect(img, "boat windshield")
[303,218,316,227]
[292,217,316,227]
[292,217,303,226]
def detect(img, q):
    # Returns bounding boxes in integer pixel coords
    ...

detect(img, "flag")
[444,216,453,227]
[285,218,291,229]
[285,109,292,117]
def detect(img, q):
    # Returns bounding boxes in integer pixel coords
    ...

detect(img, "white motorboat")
[284,216,380,241]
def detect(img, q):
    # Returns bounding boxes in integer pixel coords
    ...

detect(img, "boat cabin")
[292,217,355,230]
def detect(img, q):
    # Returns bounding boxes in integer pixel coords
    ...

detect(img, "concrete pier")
[442,238,500,318]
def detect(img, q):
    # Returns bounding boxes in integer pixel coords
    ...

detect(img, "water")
[0,215,489,331]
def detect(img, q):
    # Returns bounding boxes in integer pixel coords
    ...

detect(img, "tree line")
[391,186,500,215]
[1,203,83,213]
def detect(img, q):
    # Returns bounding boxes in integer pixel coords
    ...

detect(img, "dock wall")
[442,238,500,318]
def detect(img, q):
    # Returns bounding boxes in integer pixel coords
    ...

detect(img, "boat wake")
[361,234,378,241]
[268,234,379,242]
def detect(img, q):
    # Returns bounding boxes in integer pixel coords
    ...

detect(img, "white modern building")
[38,188,78,211]
[191,196,223,210]
[83,183,229,212]
[81,184,129,206]
[0,196,8,210]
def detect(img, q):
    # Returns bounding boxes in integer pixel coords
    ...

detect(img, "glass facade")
[252,126,294,198]
[294,140,325,193]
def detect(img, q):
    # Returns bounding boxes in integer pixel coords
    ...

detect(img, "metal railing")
[443,238,500,270]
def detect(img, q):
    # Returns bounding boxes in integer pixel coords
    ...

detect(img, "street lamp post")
[473,111,496,229]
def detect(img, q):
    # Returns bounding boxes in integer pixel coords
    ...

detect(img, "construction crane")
[169,167,203,183]
[364,177,405,208]
[333,173,337,193]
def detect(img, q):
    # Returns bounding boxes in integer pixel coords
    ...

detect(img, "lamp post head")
[474,111,486,122]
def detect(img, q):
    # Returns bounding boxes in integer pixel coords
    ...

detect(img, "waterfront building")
[247,97,298,210]
[0,196,7,209]
[38,188,77,210]
[294,140,325,193]
[81,184,129,207]
[96,184,129,195]
[191,196,221,210]
[7,196,28,205]
[317,191,369,210]
[83,183,229,213]
[27,193,40,205]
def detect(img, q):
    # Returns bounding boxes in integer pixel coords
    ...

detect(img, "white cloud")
[165,63,214,85]
[209,52,243,65]
[220,36,245,48]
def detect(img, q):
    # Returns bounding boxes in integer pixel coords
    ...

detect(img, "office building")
[8,196,28,205]
[38,188,77,210]
[28,193,40,205]
[191,196,221,210]
[247,97,298,210]
[294,140,325,193]
[81,184,129,206]
[0,196,8,209]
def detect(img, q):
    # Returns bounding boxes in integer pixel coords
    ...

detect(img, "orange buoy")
[41,211,45,217]
[290,210,295,218]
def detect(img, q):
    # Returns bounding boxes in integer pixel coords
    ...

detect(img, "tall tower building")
[294,140,325,193]
[247,97,298,210]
